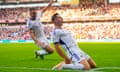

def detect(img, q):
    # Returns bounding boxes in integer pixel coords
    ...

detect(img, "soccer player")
[26,0,54,60]
[51,13,96,70]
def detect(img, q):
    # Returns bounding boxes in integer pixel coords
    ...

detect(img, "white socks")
[63,63,84,70]
[37,50,48,55]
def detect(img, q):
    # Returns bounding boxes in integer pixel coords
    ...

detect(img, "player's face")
[30,11,36,20]
[54,15,63,26]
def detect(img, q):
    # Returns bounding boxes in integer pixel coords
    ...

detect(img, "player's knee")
[80,60,91,70]
[45,46,54,54]
[88,58,97,68]
[48,49,54,54]
[92,62,97,68]
[48,50,54,54]
[84,65,91,70]
[83,63,91,70]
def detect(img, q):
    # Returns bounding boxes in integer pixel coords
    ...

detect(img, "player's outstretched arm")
[41,0,53,13]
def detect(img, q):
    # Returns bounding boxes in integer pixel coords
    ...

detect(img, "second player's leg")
[45,45,54,54]
[80,59,91,70]
[87,58,97,68]
[35,42,54,59]
[52,59,91,70]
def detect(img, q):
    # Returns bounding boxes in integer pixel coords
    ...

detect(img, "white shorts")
[67,47,90,64]
[35,38,49,49]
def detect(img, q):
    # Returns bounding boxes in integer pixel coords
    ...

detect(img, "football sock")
[63,63,84,70]
[37,50,48,55]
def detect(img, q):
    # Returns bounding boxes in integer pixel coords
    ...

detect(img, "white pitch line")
[0,66,80,72]
[0,66,120,72]
[89,67,120,72]
[0,67,51,70]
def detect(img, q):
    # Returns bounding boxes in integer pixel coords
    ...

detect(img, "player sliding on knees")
[51,13,97,70]
[26,0,54,60]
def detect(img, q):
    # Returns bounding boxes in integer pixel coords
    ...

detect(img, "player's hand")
[64,57,71,64]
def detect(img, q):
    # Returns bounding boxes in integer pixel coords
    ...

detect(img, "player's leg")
[62,63,85,70]
[87,58,97,68]
[42,39,54,54]
[52,48,90,70]
[44,45,54,54]
[80,59,91,70]
[52,52,91,70]
[80,50,97,68]
[35,48,53,60]
[61,49,91,70]
[71,50,91,70]
[35,49,48,59]
[52,61,84,70]
[62,54,89,70]
[63,59,91,70]
[52,59,90,70]
[35,40,53,59]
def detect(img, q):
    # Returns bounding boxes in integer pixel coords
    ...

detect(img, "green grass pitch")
[0,42,120,72]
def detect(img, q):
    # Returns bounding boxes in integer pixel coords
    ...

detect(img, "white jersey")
[52,28,79,47]
[26,12,49,48]
[52,28,79,54]
[26,12,46,39]
[52,28,90,63]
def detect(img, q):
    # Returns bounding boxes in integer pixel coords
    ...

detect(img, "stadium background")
[0,0,120,43]
[0,0,120,72]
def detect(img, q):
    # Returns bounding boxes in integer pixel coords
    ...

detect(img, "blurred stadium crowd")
[0,22,120,40]
[0,4,120,21]
[0,3,120,40]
